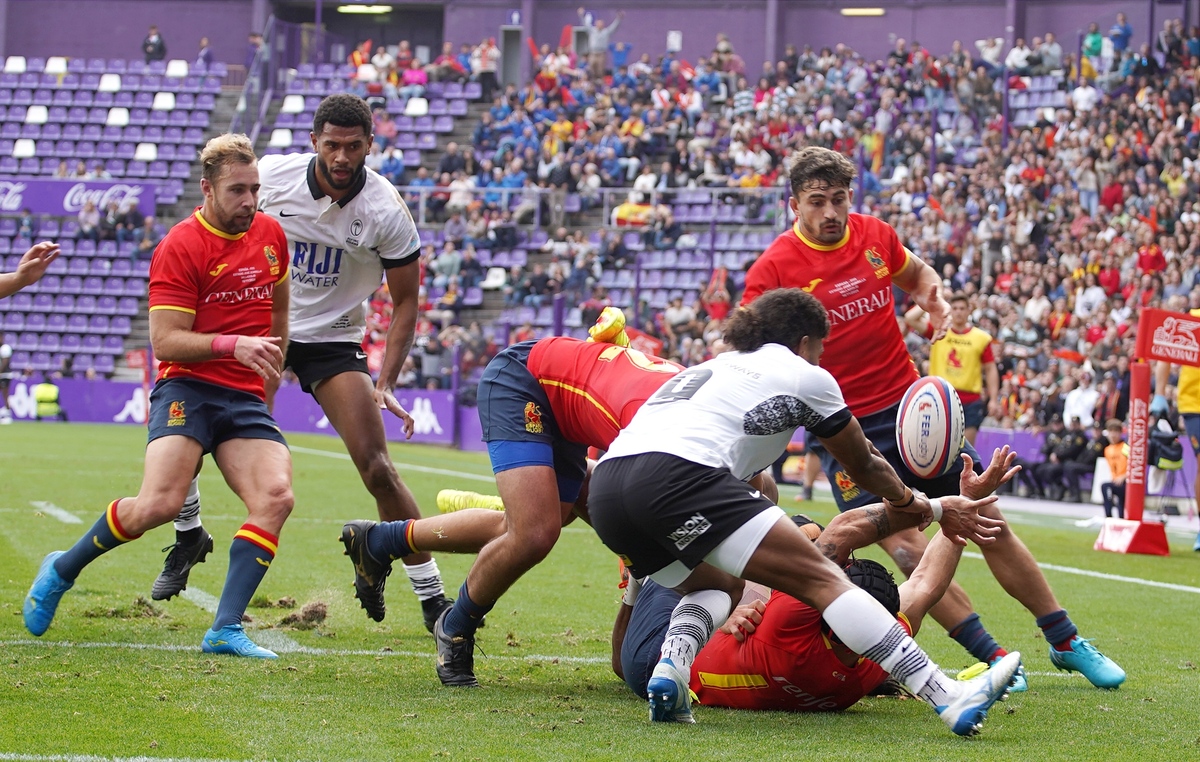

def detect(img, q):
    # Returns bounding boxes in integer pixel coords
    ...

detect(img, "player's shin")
[211,523,278,629]
[54,499,143,581]
[659,589,733,675]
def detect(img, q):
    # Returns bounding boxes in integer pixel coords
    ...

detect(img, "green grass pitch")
[2,423,1199,761]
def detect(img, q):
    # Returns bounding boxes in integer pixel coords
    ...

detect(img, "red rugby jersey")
[525,337,683,449]
[149,209,289,399]
[689,590,912,712]
[742,214,918,418]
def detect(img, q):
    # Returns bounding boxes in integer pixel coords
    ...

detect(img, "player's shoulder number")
[596,344,678,373]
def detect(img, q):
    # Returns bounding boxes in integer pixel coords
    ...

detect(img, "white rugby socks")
[659,589,733,674]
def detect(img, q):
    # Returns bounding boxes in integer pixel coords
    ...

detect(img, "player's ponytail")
[724,288,830,353]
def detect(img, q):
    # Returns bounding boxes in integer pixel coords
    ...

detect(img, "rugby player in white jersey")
[587,289,1020,735]
[156,94,452,631]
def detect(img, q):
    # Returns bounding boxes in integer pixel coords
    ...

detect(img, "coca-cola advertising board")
[0,179,157,217]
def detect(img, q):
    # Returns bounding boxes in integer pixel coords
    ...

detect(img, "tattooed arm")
[897,531,964,636]
[815,503,925,566]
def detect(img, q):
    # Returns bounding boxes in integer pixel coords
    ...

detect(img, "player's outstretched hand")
[934,494,1005,547]
[17,241,59,283]
[924,283,951,343]
[719,599,765,643]
[233,336,284,380]
[959,447,1020,500]
[374,387,415,439]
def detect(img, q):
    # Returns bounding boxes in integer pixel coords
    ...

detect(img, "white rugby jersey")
[601,343,853,480]
[257,153,421,344]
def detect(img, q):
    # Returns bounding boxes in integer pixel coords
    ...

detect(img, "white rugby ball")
[896,376,965,479]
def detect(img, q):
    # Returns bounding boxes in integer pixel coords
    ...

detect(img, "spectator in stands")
[53,161,69,179]
[443,211,468,248]
[374,110,398,149]
[76,201,100,243]
[1060,421,1108,503]
[580,286,611,326]
[196,37,214,69]
[459,245,485,289]
[17,208,35,239]
[133,215,162,261]
[349,41,370,68]
[380,147,404,184]
[578,7,624,78]
[521,262,555,308]
[428,42,467,82]
[472,38,500,102]
[117,200,144,246]
[99,201,122,242]
[72,161,88,179]
[245,32,263,71]
[399,58,428,99]
[142,24,166,63]
[365,143,385,173]
[433,279,464,328]
[1006,38,1034,75]
[438,142,467,176]
[1100,419,1128,518]
[431,242,462,289]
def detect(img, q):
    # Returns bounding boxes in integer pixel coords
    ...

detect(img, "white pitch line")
[0,755,247,762]
[178,587,303,653]
[0,638,609,664]
[0,637,1082,678]
[963,551,1200,595]
[289,445,496,483]
[30,501,82,524]
[0,754,247,762]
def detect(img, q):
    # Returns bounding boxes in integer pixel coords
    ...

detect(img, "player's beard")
[805,217,846,245]
[210,195,255,235]
[318,155,364,190]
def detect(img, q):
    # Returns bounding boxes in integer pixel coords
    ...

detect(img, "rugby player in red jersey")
[740,146,1124,689]
[613,448,1019,714]
[339,332,686,686]
[23,135,294,658]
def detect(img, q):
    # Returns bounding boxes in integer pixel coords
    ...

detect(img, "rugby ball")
[896,376,965,479]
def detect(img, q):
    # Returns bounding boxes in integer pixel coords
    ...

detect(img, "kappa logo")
[209,263,229,276]
[166,400,186,427]
[523,401,544,434]
[410,397,444,435]
[263,244,281,276]
[112,388,147,424]
[834,470,860,502]
[668,513,712,550]
[801,278,822,293]
[864,248,889,279]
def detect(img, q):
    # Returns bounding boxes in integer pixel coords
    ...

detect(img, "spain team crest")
[864,248,888,279]
[523,402,544,434]
[834,470,860,501]
[264,245,280,276]
[167,400,186,427]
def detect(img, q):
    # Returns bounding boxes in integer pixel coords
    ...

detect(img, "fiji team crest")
[524,402,544,434]
[264,245,280,276]
[864,248,889,279]
[167,400,186,427]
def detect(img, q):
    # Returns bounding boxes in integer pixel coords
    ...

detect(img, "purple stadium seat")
[51,89,73,107]
[417,133,437,151]
[87,260,110,276]
[12,90,33,106]
[188,111,209,128]
[125,160,147,178]
[111,315,131,335]
[162,76,183,94]
[87,107,108,125]
[147,160,168,178]
[116,296,138,316]
[167,110,188,128]
[62,71,81,86]
[80,276,103,295]
[123,278,146,297]
[94,91,115,108]
[88,315,110,334]
[142,72,162,89]
[183,127,203,143]
[102,335,123,354]
[3,313,23,332]
[74,90,95,107]
[433,115,454,133]
[66,313,87,333]
[61,275,83,293]
[428,99,448,116]
[30,351,52,371]
[96,295,117,314]
[414,115,434,132]
[29,293,52,312]
[195,93,215,111]
[40,333,60,352]
[128,109,149,127]
[403,150,421,167]
[148,110,168,128]
[94,353,115,375]
[463,82,482,100]
[80,335,102,353]
[75,295,97,314]
[61,333,81,352]
[38,275,62,295]
[101,277,123,296]
[16,331,38,350]
[133,260,150,278]
[449,99,468,117]
[32,90,53,106]
[0,156,16,174]
[86,58,106,73]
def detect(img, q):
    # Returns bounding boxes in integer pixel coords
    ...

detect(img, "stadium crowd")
[348,12,1200,459]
